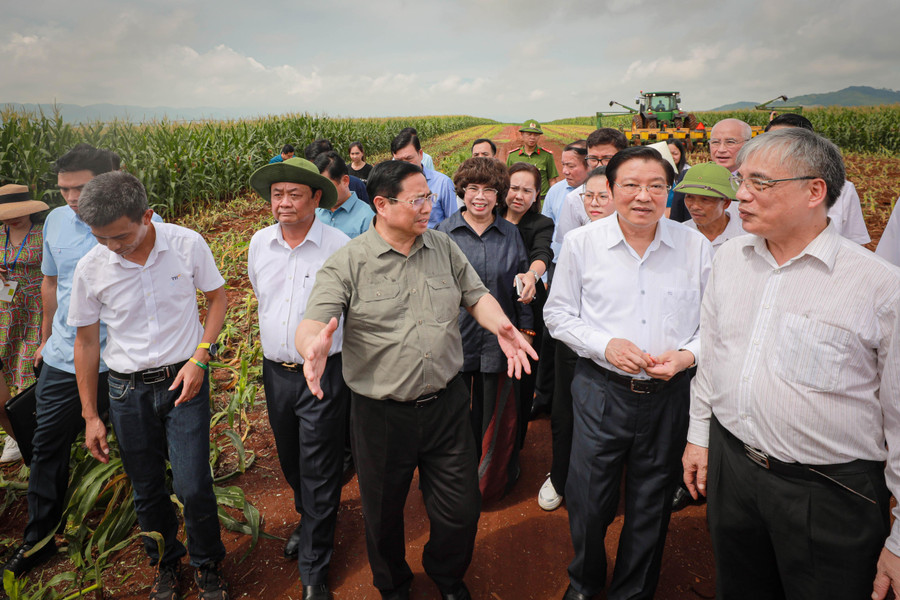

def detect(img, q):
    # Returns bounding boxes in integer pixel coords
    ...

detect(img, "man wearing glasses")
[296,160,537,600]
[683,128,900,600]
[670,118,752,222]
[545,146,711,600]
[391,130,457,229]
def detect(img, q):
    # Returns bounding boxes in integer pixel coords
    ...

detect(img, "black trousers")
[708,417,890,600]
[25,365,108,545]
[351,376,480,597]
[262,356,349,585]
[549,342,577,494]
[566,359,689,599]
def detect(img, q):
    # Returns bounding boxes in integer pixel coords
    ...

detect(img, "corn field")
[0,108,494,217]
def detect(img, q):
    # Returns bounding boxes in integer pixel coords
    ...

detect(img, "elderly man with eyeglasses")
[545,146,712,600]
[683,127,900,600]
[296,160,537,600]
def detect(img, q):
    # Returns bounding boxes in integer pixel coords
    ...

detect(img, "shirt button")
[417,320,423,325]
[743,376,749,381]
[376,292,381,296]
[641,290,645,295]
[411,289,417,294]
[753,339,759,345]
[424,352,431,358]
[641,319,646,324]
[764,304,770,309]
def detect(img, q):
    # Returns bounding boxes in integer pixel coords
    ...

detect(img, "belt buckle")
[629,379,654,394]
[281,362,301,373]
[141,367,169,385]
[415,393,439,407]
[744,444,770,469]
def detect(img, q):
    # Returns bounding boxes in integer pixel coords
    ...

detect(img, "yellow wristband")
[189,357,208,371]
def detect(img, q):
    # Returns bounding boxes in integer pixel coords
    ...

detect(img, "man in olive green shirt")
[506,119,559,198]
[296,160,536,600]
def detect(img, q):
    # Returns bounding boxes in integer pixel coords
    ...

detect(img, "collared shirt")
[424,168,459,229]
[544,216,711,378]
[876,198,900,267]
[315,192,374,239]
[437,211,532,372]
[68,223,224,373]
[541,179,575,261]
[421,152,435,172]
[248,219,349,363]
[506,146,559,197]
[304,226,489,401]
[41,206,162,373]
[686,223,900,552]
[348,176,370,206]
[683,212,746,255]
[554,185,590,248]
[829,180,871,244]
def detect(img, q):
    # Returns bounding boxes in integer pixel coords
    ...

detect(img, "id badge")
[0,281,18,302]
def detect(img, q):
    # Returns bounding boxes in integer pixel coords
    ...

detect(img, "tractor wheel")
[647,118,658,129]
[632,114,644,129]
[673,117,684,129]
[685,114,699,129]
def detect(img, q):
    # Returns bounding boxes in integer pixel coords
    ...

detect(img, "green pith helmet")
[519,120,543,134]
[249,157,338,209]
[673,162,737,200]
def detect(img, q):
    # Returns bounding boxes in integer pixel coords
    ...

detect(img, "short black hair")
[281,144,295,154]
[471,138,497,154]
[605,146,675,187]
[54,143,120,176]
[367,160,424,200]
[587,128,628,151]
[304,139,333,161]
[563,140,588,166]
[314,151,349,181]
[391,130,421,155]
[78,171,149,227]
[765,113,814,132]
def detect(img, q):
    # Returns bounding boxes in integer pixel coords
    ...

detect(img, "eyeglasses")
[614,182,670,197]
[586,155,615,167]
[729,174,818,193]
[509,185,536,197]
[709,138,748,149]
[579,191,610,203]
[387,193,436,208]
[464,185,498,199]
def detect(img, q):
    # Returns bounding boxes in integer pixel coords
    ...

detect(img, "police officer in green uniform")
[506,120,559,198]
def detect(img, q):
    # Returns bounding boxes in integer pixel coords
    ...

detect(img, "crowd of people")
[1,115,900,600]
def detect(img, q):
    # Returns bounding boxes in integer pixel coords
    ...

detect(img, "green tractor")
[599,91,699,130]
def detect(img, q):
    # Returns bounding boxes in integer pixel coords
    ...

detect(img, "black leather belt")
[109,361,187,386]
[391,374,460,408]
[585,360,686,394]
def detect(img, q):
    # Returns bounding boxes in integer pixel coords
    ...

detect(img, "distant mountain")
[710,86,900,111]
[0,102,252,123]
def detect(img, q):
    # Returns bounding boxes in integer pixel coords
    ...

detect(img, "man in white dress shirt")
[545,146,712,600]
[247,158,350,600]
[69,171,229,600]
[682,128,900,600]
[877,199,900,266]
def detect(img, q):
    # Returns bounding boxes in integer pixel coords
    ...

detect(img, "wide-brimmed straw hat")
[249,157,338,209]
[0,184,50,220]
[673,162,737,200]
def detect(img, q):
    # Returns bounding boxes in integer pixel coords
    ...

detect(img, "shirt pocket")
[356,282,401,331]
[661,287,701,342]
[426,276,461,324]
[773,313,850,393]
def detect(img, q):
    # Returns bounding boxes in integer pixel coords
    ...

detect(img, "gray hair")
[735,128,845,208]
[711,118,752,140]
[78,171,149,227]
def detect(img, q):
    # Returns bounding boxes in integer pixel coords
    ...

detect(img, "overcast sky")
[3,0,898,122]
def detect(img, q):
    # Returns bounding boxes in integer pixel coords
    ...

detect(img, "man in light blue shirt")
[4,144,162,578]
[390,130,457,229]
[313,151,374,239]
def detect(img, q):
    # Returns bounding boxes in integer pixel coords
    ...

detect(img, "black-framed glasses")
[388,193,436,208]
[586,155,615,167]
[614,182,670,197]
[729,174,818,193]
[464,185,498,199]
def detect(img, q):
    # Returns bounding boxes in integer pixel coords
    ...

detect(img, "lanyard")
[4,224,33,272]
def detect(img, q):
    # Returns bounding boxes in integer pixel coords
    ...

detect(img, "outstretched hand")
[496,322,538,379]
[302,317,338,399]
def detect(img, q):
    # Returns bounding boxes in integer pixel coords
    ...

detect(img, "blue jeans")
[107,370,225,567]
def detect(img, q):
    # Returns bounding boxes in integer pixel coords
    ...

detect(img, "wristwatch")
[197,342,219,358]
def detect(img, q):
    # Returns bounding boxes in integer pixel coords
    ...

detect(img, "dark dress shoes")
[441,581,472,600]
[3,541,58,577]
[562,583,594,600]
[283,522,302,559]
[302,583,331,600]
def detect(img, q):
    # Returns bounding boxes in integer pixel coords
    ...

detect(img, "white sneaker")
[0,437,21,463]
[538,475,563,511]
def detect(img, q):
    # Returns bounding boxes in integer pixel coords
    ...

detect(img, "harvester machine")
[755,95,803,115]
[596,91,708,148]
